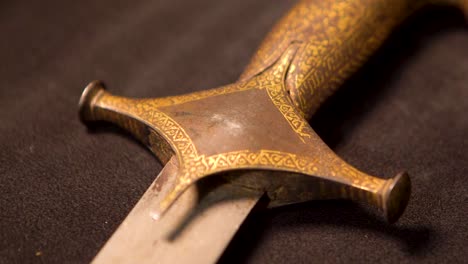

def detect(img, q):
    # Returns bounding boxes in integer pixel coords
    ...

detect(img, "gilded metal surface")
[79,0,468,227]
[80,44,409,223]
[240,0,468,119]
[77,1,468,263]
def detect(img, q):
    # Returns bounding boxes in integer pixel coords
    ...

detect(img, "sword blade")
[93,156,264,264]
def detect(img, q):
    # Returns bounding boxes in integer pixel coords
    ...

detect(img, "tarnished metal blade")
[93,156,265,264]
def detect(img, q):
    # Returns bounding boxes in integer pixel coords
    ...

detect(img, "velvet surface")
[0,0,467,263]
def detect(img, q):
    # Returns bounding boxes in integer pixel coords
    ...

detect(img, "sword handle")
[78,0,467,224]
[240,0,468,119]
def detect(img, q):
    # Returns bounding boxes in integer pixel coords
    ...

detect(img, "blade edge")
[92,156,264,264]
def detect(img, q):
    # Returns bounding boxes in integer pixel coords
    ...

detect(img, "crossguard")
[79,46,410,223]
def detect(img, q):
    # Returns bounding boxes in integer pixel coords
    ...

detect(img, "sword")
[78,0,468,263]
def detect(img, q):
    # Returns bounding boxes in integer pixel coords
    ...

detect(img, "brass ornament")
[80,44,410,223]
[240,0,468,119]
[79,0,468,225]
[80,0,468,262]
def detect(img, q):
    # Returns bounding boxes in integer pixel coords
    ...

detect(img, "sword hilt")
[240,0,468,119]
[78,0,467,224]
[78,47,411,223]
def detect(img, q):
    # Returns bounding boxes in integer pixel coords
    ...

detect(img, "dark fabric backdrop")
[0,0,467,263]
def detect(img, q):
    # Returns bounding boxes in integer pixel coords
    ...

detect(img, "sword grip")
[240,0,468,119]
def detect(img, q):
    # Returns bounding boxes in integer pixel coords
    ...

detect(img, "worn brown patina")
[79,0,468,263]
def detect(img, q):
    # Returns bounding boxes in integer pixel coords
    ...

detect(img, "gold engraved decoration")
[263,45,313,141]
[240,0,468,119]
[78,0,453,222]
[191,150,383,189]
[141,80,260,108]
[89,46,387,211]
[133,48,386,209]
